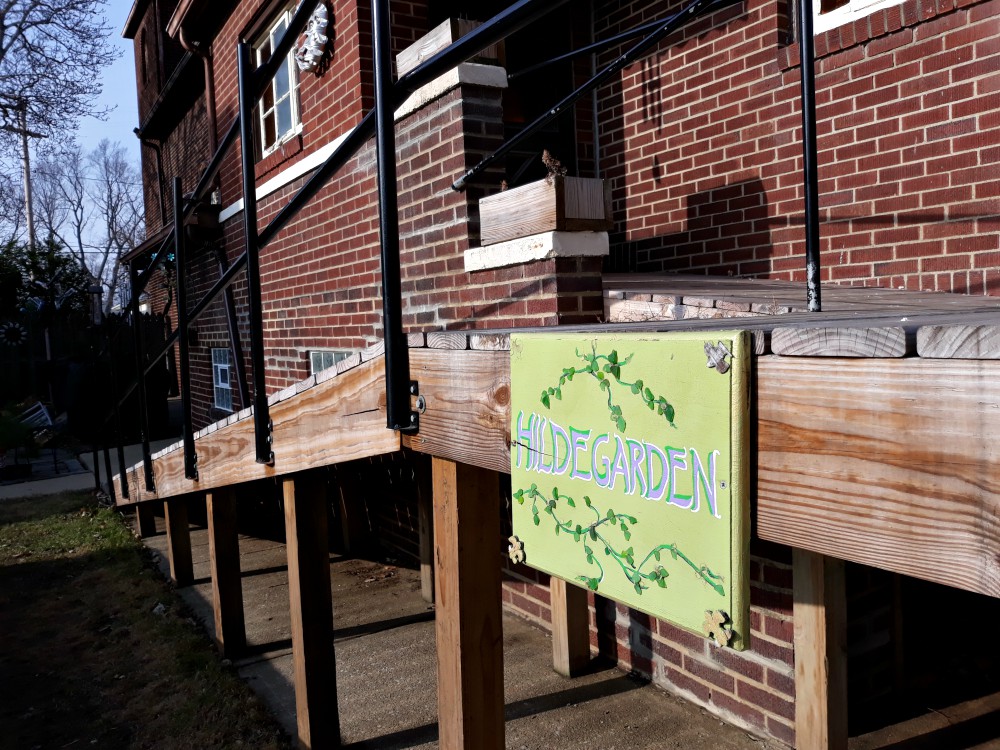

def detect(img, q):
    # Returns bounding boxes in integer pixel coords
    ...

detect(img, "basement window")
[814,0,906,33]
[309,350,350,375]
[255,7,302,156]
[212,348,233,412]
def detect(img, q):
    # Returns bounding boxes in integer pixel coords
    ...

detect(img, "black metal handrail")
[101,0,823,495]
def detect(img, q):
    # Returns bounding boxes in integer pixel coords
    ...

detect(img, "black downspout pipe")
[797,0,822,312]
[237,42,274,465]
[174,178,198,480]
[128,262,155,492]
[372,0,416,433]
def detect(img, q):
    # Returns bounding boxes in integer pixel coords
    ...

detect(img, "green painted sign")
[510,332,750,649]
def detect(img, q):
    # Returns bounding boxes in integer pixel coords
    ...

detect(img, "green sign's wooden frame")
[510,331,751,649]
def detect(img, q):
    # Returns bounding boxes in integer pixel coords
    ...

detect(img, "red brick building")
[122,0,999,745]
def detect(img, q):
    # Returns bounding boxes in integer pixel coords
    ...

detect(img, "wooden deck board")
[117,357,399,504]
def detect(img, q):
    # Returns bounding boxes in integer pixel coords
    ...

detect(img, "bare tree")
[35,144,89,266]
[88,139,143,313]
[0,169,23,244]
[0,0,118,152]
[26,139,143,311]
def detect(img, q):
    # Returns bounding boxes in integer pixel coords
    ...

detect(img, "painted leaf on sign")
[510,332,750,649]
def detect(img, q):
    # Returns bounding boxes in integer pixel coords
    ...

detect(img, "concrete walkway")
[0,440,176,500]
[140,514,782,750]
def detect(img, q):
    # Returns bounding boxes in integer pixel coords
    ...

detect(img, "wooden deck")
[115,274,1000,750]
[117,274,1000,598]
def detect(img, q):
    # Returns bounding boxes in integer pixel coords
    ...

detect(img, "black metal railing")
[94,0,823,498]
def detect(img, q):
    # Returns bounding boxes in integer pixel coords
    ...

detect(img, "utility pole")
[0,97,46,249]
[18,98,35,250]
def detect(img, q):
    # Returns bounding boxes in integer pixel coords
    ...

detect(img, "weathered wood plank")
[479,177,612,246]
[757,357,1000,598]
[793,550,847,750]
[283,474,339,749]
[550,577,591,677]
[432,457,504,750]
[917,325,1000,359]
[771,327,909,357]
[604,273,1000,314]
[395,18,501,77]
[207,487,246,658]
[403,350,511,475]
[469,333,510,351]
[164,497,193,587]
[117,359,399,503]
[427,331,469,350]
[417,462,435,604]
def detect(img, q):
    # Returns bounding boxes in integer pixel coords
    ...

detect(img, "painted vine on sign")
[513,483,725,596]
[540,345,677,432]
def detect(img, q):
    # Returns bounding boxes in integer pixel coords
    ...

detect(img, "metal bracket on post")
[405,380,421,433]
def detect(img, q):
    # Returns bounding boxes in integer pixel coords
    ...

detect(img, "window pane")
[262,80,275,113]
[275,59,290,99]
[276,98,292,139]
[263,110,277,148]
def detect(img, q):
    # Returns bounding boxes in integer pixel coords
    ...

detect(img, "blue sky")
[74,0,140,163]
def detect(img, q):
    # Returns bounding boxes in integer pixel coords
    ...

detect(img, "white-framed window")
[309,350,350,375]
[255,7,302,156]
[212,348,233,412]
[814,0,906,33]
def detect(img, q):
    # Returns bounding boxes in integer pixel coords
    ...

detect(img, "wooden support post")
[283,475,340,749]
[550,577,591,677]
[794,549,847,750]
[417,465,434,603]
[432,457,504,750]
[206,487,245,658]
[164,496,193,586]
[135,503,157,537]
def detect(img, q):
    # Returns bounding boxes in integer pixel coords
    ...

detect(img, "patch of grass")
[0,491,290,749]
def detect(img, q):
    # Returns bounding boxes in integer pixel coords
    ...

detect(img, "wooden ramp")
[116,345,400,504]
[114,275,1000,750]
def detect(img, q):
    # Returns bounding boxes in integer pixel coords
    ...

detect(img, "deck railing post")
[174,177,198,479]
[372,0,416,433]
[797,0,822,312]
[237,41,275,465]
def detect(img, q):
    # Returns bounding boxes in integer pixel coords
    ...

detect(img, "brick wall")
[598,0,1000,295]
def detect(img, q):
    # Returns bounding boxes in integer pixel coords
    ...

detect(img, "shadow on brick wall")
[616,178,776,277]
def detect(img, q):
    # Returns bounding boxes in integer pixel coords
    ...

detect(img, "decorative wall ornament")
[295,2,330,74]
